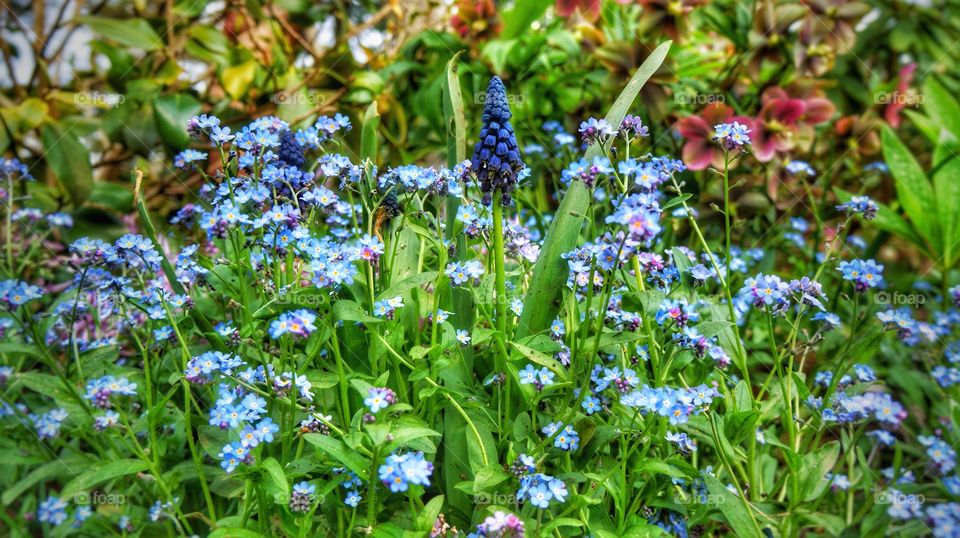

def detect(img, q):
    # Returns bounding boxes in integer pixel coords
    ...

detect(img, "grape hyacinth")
[472,76,524,206]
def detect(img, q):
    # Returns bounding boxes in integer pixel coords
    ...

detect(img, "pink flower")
[884,63,917,128]
[556,0,602,20]
[751,86,835,162]
[675,103,754,170]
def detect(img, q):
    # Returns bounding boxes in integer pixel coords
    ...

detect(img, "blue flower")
[365,387,396,413]
[836,196,878,220]
[579,117,617,143]
[378,451,433,492]
[713,121,751,150]
[37,496,69,525]
[838,259,884,291]
[785,160,816,176]
[582,395,602,415]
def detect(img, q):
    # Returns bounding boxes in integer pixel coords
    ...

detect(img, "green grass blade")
[517,41,672,338]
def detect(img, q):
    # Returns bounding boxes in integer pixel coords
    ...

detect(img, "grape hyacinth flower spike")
[473,76,524,206]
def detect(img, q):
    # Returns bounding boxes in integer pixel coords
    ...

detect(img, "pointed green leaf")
[42,123,93,206]
[881,125,939,253]
[518,41,671,338]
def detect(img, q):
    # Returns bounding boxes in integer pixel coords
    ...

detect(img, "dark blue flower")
[277,129,305,169]
[472,76,524,206]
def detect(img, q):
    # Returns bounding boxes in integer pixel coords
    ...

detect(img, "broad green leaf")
[518,41,671,338]
[933,155,960,267]
[881,124,939,254]
[2,456,89,505]
[0,342,42,358]
[703,475,762,538]
[384,425,442,453]
[332,299,383,324]
[41,123,93,206]
[501,0,553,39]
[153,93,201,148]
[377,271,437,301]
[61,459,151,498]
[76,16,162,51]
[924,77,960,142]
[416,495,445,532]
[260,457,289,504]
[208,528,264,538]
[472,463,511,492]
[834,188,925,251]
[510,341,569,381]
[303,434,371,480]
[221,61,258,100]
[799,441,841,502]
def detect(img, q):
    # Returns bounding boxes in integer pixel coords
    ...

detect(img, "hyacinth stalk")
[473,76,523,336]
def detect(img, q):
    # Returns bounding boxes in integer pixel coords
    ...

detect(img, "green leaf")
[153,93,201,148]
[361,101,380,164]
[798,441,841,502]
[517,41,671,338]
[834,188,925,250]
[303,434,371,480]
[881,124,939,254]
[221,61,258,100]
[510,341,569,381]
[260,457,289,504]
[416,495,446,532]
[132,171,226,351]
[2,456,89,505]
[377,271,437,301]
[76,16,162,51]
[61,459,151,498]
[933,155,960,267]
[703,475,762,538]
[208,528,264,538]
[384,425,442,453]
[332,300,383,325]
[41,123,93,206]
[0,342,42,358]
[472,463,511,492]
[924,77,960,142]
[501,0,553,39]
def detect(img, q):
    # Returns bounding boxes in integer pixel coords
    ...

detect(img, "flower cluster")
[621,384,719,425]
[838,259,885,291]
[466,511,525,538]
[713,121,752,150]
[517,473,568,508]
[836,196,878,220]
[84,376,137,409]
[541,421,580,451]
[269,309,318,339]
[378,451,433,492]
[472,76,524,205]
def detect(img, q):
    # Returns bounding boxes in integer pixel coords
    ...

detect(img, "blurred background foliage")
[1,0,958,240]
